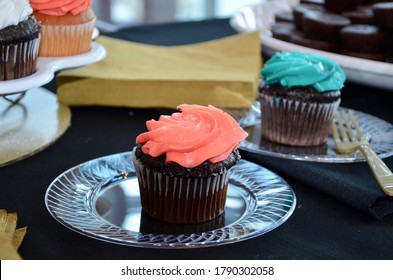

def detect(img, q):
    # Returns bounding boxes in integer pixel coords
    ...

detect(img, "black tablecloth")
[1,19,393,260]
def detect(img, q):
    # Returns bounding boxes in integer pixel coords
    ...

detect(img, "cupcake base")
[132,149,231,224]
[37,21,95,56]
[0,17,40,81]
[139,208,226,234]
[33,8,96,57]
[1,37,40,81]
[260,92,340,147]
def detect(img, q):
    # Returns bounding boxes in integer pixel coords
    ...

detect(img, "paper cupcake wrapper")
[139,206,226,234]
[0,37,40,81]
[38,18,95,57]
[132,153,230,224]
[260,93,341,146]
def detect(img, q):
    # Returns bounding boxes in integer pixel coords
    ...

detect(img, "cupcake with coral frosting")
[0,0,40,81]
[132,104,247,224]
[259,52,345,147]
[30,0,95,57]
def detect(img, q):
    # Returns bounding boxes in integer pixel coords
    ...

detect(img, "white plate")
[45,152,296,248]
[0,41,106,95]
[230,0,393,91]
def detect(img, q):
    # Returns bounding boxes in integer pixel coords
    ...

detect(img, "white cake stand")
[0,42,106,167]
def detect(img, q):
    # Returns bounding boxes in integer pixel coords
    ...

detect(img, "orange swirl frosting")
[30,0,92,16]
[136,104,248,168]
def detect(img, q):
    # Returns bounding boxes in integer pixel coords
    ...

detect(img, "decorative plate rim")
[45,152,296,249]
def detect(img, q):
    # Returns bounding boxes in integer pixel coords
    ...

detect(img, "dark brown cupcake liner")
[0,37,40,81]
[139,208,226,234]
[260,93,340,146]
[132,151,230,224]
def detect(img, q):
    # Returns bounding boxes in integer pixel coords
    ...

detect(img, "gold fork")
[331,110,393,196]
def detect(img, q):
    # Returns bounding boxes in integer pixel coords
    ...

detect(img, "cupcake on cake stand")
[0,40,106,167]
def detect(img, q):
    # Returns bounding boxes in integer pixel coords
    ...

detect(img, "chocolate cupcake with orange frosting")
[30,0,96,56]
[132,104,247,224]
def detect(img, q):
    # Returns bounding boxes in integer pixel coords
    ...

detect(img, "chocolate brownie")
[271,22,299,42]
[302,11,350,43]
[324,0,362,12]
[340,24,388,53]
[292,4,325,30]
[342,5,375,25]
[291,33,338,52]
[372,2,393,30]
[275,12,294,23]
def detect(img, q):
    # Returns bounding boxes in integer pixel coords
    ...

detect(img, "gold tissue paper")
[0,209,27,260]
[57,32,262,109]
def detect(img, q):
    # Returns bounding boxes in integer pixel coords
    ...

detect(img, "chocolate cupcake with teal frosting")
[259,51,346,147]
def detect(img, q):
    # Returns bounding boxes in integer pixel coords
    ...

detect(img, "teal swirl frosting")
[261,52,346,92]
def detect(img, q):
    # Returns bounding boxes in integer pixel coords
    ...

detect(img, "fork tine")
[336,111,349,142]
[342,111,356,140]
[333,110,393,196]
[348,110,364,140]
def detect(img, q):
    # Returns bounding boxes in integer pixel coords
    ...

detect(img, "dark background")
[1,18,393,259]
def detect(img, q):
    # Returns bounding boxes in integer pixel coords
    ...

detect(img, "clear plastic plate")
[238,102,393,162]
[45,152,296,248]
